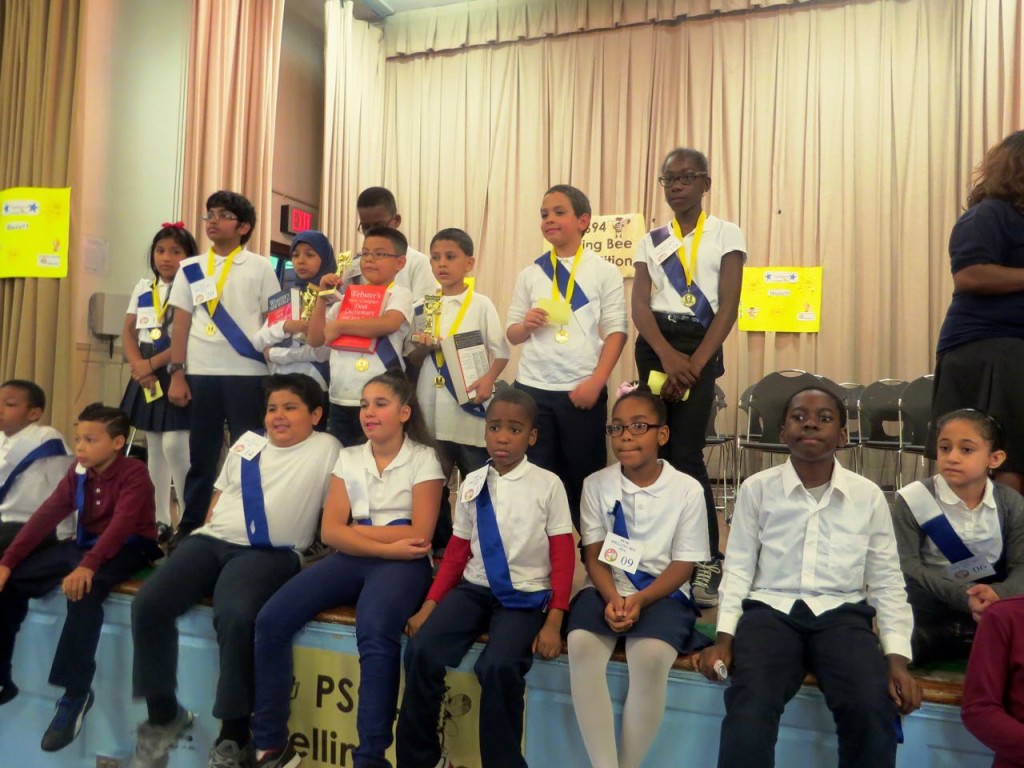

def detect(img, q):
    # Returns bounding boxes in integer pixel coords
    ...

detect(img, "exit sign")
[281,204,314,235]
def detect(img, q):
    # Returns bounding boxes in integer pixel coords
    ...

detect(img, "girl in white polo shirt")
[568,387,711,768]
[251,372,444,768]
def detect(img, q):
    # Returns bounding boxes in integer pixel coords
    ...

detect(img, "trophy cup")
[317,250,353,305]
[413,294,442,345]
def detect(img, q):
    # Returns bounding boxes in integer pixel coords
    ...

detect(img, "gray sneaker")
[691,558,723,607]
[129,706,194,768]
[209,739,255,768]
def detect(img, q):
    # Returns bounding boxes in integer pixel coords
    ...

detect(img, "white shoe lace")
[692,561,721,590]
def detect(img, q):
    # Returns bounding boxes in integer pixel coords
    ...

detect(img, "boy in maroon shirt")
[0,403,160,752]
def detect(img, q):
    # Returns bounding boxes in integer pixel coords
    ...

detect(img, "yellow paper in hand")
[143,380,164,403]
[647,370,667,396]
[535,297,571,326]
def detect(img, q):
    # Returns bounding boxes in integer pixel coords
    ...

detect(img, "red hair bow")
[162,221,185,229]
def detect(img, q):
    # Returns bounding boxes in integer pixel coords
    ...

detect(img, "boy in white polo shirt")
[166,190,280,543]
[129,373,340,768]
[505,184,627,532]
[396,387,575,768]
[308,226,414,446]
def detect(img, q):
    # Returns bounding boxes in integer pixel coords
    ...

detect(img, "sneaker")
[129,706,194,768]
[209,739,255,768]
[157,522,173,545]
[256,744,302,768]
[0,681,18,706]
[166,526,192,555]
[300,537,331,566]
[691,558,723,608]
[40,689,94,752]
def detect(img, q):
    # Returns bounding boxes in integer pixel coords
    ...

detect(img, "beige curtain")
[379,0,1023,431]
[0,0,81,431]
[181,0,286,254]
[320,0,386,254]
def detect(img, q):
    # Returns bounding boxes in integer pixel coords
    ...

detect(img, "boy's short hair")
[362,226,408,257]
[662,147,709,174]
[205,190,257,245]
[782,386,848,428]
[544,184,592,217]
[264,373,323,413]
[430,228,474,257]
[356,187,398,215]
[78,403,131,440]
[0,379,46,411]
[487,387,538,427]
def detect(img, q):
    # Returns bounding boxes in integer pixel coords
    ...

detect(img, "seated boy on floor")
[0,403,160,752]
[698,387,922,768]
[0,379,74,556]
[129,373,340,768]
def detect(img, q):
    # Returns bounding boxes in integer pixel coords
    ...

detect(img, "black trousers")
[396,583,547,768]
[905,580,976,664]
[0,540,151,695]
[635,317,722,558]
[131,534,300,720]
[179,374,266,531]
[513,382,608,533]
[719,600,897,768]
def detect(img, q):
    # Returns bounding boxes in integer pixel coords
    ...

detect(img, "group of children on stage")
[0,146,1022,768]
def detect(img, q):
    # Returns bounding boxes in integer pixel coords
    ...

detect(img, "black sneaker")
[691,558,723,608]
[40,689,94,751]
[256,743,302,768]
[0,681,18,706]
[166,526,191,555]
[156,522,173,545]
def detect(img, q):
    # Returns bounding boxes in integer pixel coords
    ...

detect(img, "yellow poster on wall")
[287,645,489,768]
[738,266,822,333]
[545,213,645,278]
[0,187,71,278]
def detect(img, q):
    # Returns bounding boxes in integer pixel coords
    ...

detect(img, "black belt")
[655,311,703,325]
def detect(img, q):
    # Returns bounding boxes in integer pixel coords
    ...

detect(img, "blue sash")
[376,337,401,370]
[920,514,975,564]
[182,262,264,363]
[534,252,590,311]
[74,470,96,548]
[434,355,486,418]
[650,226,715,329]
[240,451,280,549]
[610,500,700,615]
[0,438,67,505]
[476,478,551,610]
[136,292,171,353]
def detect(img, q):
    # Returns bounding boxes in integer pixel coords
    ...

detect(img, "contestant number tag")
[189,277,217,305]
[598,532,642,574]
[229,431,269,460]
[136,309,158,329]
[946,555,996,583]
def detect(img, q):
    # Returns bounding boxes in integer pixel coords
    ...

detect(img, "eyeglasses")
[604,422,665,437]
[657,172,708,188]
[357,250,400,261]
[201,211,239,222]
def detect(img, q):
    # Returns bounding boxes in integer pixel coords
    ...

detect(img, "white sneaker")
[691,558,723,608]
[129,707,194,768]
[209,739,255,768]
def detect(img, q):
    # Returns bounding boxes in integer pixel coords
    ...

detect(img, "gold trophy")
[414,294,442,345]
[317,250,353,305]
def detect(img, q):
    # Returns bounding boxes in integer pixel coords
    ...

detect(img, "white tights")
[144,430,190,526]
[568,630,678,768]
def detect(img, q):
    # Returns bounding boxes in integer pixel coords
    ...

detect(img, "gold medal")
[205,322,217,336]
[434,375,446,389]
[355,357,369,372]
[682,292,697,308]
[149,328,162,340]
[555,328,569,344]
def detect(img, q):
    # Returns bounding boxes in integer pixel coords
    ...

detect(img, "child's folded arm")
[890,493,971,611]
[326,308,406,342]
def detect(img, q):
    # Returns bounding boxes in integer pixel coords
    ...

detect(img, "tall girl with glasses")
[631,147,747,609]
[568,388,710,768]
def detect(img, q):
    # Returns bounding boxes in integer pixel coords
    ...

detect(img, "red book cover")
[329,284,388,352]
[266,289,295,327]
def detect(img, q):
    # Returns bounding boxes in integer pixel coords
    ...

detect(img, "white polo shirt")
[127,277,176,337]
[195,431,340,553]
[251,292,332,391]
[416,288,509,447]
[332,438,444,526]
[633,215,746,315]
[326,284,414,406]
[168,249,279,376]
[915,475,1003,567]
[580,461,710,600]
[0,424,75,535]
[506,248,627,390]
[718,459,913,659]
[456,459,573,593]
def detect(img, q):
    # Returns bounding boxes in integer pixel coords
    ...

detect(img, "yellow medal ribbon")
[670,211,706,296]
[151,280,169,326]
[550,244,583,306]
[433,278,475,373]
[205,246,241,318]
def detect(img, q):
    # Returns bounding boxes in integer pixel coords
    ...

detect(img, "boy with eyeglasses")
[631,147,747,607]
[166,190,280,544]
[308,226,414,445]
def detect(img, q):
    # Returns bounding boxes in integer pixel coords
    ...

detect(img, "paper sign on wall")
[544,213,645,278]
[738,266,823,333]
[0,187,71,278]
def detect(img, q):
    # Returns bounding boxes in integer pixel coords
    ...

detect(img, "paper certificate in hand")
[534,297,571,326]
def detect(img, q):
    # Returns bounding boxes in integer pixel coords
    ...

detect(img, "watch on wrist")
[167,363,186,375]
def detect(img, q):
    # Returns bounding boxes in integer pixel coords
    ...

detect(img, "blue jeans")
[252,552,432,767]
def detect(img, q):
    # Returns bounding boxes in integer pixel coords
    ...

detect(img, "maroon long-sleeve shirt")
[1,454,157,573]
[962,595,1024,767]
